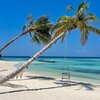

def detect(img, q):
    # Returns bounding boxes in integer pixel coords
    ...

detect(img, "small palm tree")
[0,2,100,84]
[0,15,52,52]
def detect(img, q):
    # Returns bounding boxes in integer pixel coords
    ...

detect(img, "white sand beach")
[0,60,100,100]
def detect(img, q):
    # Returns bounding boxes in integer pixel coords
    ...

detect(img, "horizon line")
[1,56,100,58]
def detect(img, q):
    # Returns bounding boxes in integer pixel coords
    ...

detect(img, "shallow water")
[1,56,100,83]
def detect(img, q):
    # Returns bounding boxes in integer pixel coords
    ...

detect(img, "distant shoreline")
[1,56,100,59]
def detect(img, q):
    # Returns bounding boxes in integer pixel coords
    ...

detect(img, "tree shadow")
[0,86,62,94]
[1,82,27,88]
[0,80,99,95]
[26,75,56,80]
[11,75,56,81]
[0,69,8,72]
[54,80,99,91]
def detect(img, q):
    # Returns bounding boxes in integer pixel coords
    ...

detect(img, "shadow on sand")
[1,82,27,88]
[0,75,100,94]
[10,75,56,81]
[26,75,56,80]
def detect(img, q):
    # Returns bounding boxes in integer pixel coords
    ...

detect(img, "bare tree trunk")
[0,31,66,85]
[0,29,31,52]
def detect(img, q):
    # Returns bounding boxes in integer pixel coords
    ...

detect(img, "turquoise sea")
[0,56,100,84]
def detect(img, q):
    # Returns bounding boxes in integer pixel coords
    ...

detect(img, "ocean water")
[1,56,100,83]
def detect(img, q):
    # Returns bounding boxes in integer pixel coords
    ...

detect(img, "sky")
[0,0,100,57]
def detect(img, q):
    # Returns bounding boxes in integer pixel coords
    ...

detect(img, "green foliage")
[31,31,50,45]
[77,2,89,17]
[82,13,98,22]
[23,15,53,45]
[52,2,100,45]
[86,25,100,35]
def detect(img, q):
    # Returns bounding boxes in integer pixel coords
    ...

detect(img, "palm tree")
[0,2,100,84]
[0,15,52,52]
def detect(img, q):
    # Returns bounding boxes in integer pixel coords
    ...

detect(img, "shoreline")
[1,60,100,85]
[0,60,100,100]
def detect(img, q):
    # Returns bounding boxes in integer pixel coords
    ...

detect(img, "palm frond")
[61,32,67,42]
[81,27,89,45]
[36,16,49,24]
[36,25,52,39]
[29,32,32,37]
[35,16,52,35]
[82,13,98,22]
[31,34,41,45]
[79,23,100,45]
[31,31,51,45]
[77,2,89,17]
[52,24,68,40]
[27,14,33,21]
[83,16,97,23]
[86,25,100,35]
[57,16,71,22]
[52,22,66,33]
[76,21,88,45]
[22,24,28,32]
[66,5,74,13]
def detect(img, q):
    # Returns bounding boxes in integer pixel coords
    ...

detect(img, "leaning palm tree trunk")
[0,29,32,52]
[0,31,66,85]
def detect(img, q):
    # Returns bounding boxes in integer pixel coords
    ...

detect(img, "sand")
[0,60,100,100]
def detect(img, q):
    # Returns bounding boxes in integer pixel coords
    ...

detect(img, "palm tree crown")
[52,2,100,45]
[23,15,53,45]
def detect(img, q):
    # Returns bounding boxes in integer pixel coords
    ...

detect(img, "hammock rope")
[61,38,70,81]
